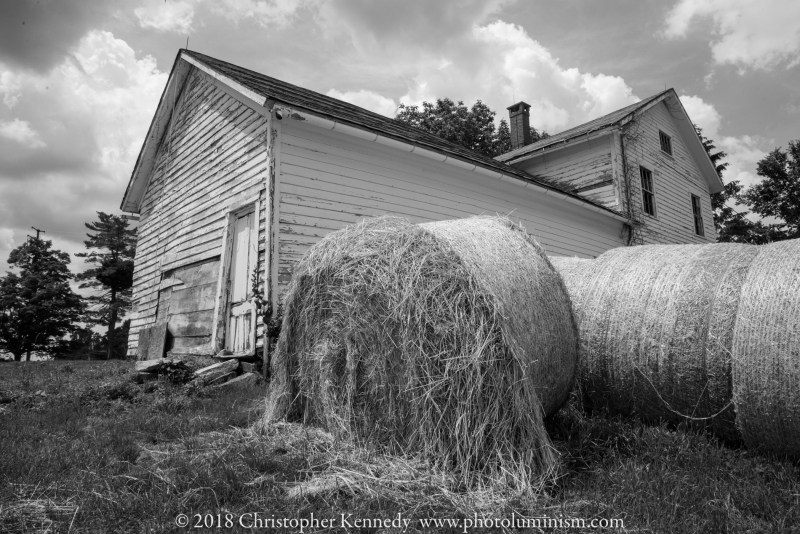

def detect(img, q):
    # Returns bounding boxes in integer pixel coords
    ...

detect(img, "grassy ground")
[0,360,798,533]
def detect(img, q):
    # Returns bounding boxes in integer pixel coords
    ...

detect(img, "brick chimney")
[506,101,532,150]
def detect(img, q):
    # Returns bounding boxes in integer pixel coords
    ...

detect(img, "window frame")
[659,130,673,156]
[639,166,657,217]
[691,194,705,236]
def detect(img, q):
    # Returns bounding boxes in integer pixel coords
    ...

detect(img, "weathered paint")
[620,101,717,244]
[128,62,716,359]
[128,67,268,357]
[158,258,220,351]
[516,135,619,209]
[512,100,716,246]
[275,118,627,297]
[224,208,258,355]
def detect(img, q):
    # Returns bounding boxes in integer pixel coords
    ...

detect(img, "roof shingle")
[182,50,627,219]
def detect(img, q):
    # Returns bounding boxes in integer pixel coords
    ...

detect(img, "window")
[659,130,672,155]
[691,194,705,236]
[640,166,656,216]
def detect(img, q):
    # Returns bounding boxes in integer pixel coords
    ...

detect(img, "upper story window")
[640,166,656,217]
[659,130,673,155]
[691,194,705,236]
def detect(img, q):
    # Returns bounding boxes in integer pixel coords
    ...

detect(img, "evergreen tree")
[75,212,137,359]
[0,238,84,361]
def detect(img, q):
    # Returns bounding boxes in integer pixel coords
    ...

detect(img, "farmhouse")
[121,49,723,361]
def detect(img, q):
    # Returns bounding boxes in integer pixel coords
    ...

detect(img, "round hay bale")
[732,239,800,457]
[547,256,598,326]
[547,256,592,289]
[550,243,759,440]
[265,215,578,486]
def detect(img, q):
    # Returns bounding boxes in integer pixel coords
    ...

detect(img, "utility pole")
[31,227,45,240]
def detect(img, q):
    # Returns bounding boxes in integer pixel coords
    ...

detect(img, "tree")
[698,125,737,234]
[395,98,548,158]
[697,125,781,244]
[75,212,137,359]
[0,238,84,361]
[740,141,800,240]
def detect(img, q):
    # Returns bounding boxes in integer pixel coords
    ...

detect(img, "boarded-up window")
[691,194,705,236]
[640,166,656,217]
[157,258,220,354]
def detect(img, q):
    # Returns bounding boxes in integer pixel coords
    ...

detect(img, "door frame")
[211,195,261,355]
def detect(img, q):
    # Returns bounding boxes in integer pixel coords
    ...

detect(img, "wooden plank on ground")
[137,326,152,361]
[149,323,169,359]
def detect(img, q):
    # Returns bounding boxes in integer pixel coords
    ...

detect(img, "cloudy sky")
[0,0,798,276]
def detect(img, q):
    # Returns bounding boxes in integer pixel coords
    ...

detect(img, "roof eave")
[496,90,673,164]
[122,50,631,224]
[271,104,630,222]
[120,51,192,213]
[499,126,616,165]
[663,92,725,194]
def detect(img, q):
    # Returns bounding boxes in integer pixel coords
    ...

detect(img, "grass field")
[1,360,798,533]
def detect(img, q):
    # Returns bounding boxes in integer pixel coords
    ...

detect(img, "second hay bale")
[550,244,759,441]
[265,216,578,486]
[732,239,800,456]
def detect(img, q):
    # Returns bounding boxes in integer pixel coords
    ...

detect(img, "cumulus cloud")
[194,1,640,134]
[394,21,639,133]
[213,0,307,28]
[680,95,722,139]
[0,118,46,149]
[680,95,768,190]
[717,135,769,189]
[664,0,800,70]
[315,0,514,51]
[0,69,21,108]
[135,0,196,34]
[0,30,166,274]
[326,89,397,117]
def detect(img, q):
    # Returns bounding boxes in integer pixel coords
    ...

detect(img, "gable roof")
[121,50,630,220]
[495,89,724,194]
[495,91,670,162]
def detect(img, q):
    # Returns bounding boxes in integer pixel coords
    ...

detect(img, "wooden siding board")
[279,127,621,249]
[273,119,624,296]
[280,192,614,257]
[169,283,217,313]
[169,310,216,337]
[623,101,717,245]
[136,135,267,252]
[137,96,264,215]
[135,158,266,253]
[517,136,618,209]
[128,69,269,357]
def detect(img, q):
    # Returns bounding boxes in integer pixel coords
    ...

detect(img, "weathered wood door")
[225,210,258,354]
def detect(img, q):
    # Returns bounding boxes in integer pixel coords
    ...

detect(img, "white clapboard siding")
[277,119,626,296]
[625,101,717,244]
[516,136,619,209]
[128,68,268,357]
[129,66,717,359]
